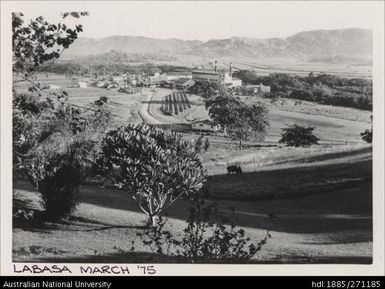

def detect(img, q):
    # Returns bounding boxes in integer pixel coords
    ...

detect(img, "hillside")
[63,28,372,64]
[63,35,202,57]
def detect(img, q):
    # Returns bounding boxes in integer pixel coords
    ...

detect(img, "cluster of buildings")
[143,72,196,90]
[90,73,139,92]
[87,71,196,92]
[82,60,269,96]
[244,83,271,94]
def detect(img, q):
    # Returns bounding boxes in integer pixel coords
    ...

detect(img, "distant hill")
[63,28,372,64]
[63,36,202,57]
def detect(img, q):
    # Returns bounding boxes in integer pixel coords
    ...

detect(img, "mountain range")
[63,28,372,64]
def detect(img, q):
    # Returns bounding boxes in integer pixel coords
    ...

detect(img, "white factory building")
[192,61,242,88]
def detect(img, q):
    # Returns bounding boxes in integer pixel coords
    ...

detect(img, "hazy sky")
[9,1,379,41]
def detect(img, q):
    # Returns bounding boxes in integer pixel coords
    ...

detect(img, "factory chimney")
[229,62,232,76]
[214,60,217,72]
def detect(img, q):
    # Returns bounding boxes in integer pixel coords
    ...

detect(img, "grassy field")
[218,56,372,79]
[14,73,143,126]
[243,96,372,124]
[13,163,372,264]
[145,88,371,144]
[142,55,372,79]
[12,140,372,263]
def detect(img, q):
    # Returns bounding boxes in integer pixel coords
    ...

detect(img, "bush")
[279,125,319,147]
[195,135,204,153]
[98,124,207,226]
[204,138,210,151]
[361,129,372,143]
[132,198,271,263]
[26,138,95,221]
[361,115,373,144]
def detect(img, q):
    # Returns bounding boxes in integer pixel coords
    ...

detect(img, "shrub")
[132,198,271,263]
[195,135,204,153]
[204,138,210,152]
[26,137,95,221]
[361,116,373,143]
[279,125,319,147]
[361,129,372,143]
[98,124,207,226]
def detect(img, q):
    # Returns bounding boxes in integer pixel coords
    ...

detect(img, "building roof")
[166,71,191,76]
[192,119,215,125]
[175,78,193,85]
[245,84,270,88]
[192,69,221,75]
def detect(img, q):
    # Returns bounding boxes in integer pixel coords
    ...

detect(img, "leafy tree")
[188,82,225,98]
[12,12,112,220]
[205,94,241,127]
[13,12,88,79]
[12,12,91,162]
[279,125,320,147]
[206,95,269,148]
[97,124,207,226]
[228,104,269,148]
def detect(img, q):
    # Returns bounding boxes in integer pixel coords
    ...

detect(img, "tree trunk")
[149,215,158,227]
[239,138,243,149]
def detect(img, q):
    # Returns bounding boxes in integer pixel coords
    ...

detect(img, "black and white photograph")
[1,0,384,276]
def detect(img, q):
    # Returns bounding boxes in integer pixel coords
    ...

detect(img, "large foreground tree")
[98,124,207,226]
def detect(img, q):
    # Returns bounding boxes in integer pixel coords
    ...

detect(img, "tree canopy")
[12,12,112,220]
[232,70,372,111]
[279,125,320,147]
[206,95,269,148]
[97,124,207,226]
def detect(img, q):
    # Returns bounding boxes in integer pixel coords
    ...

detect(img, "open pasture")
[223,57,372,79]
[201,144,371,199]
[13,150,372,263]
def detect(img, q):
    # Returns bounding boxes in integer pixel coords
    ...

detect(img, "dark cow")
[227,165,243,176]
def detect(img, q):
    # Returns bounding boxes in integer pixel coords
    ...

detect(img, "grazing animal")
[227,165,243,176]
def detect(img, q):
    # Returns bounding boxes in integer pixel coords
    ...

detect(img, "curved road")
[138,89,164,125]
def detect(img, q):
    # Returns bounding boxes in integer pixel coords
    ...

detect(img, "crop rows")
[161,92,190,115]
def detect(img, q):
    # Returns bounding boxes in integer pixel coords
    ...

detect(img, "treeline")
[72,50,176,64]
[233,70,373,111]
[44,61,190,77]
